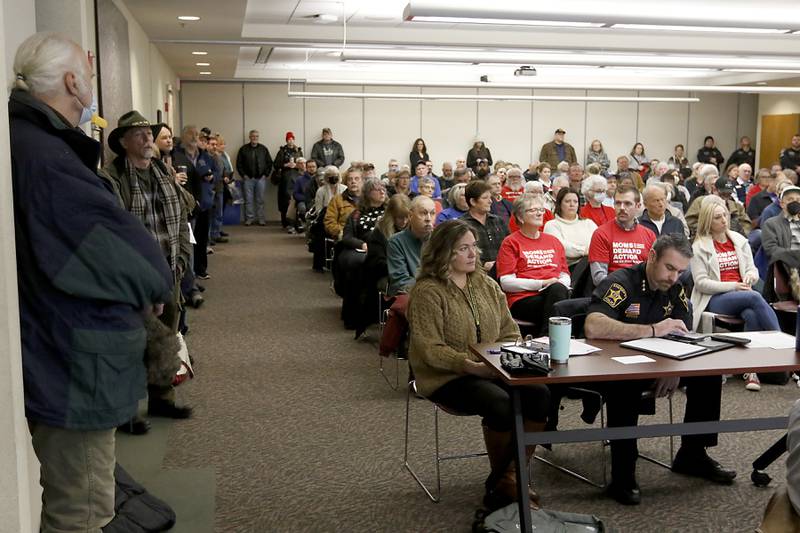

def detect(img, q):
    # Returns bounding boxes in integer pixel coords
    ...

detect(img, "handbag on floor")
[472,503,606,533]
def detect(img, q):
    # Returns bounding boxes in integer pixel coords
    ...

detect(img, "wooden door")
[760,114,800,168]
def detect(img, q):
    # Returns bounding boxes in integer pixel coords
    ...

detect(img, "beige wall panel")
[182,83,244,150]
[737,93,758,150]
[585,90,637,170]
[477,88,532,167]
[421,86,477,166]
[638,91,690,164]
[244,83,304,157]
[532,89,586,166]
[689,92,739,163]
[364,86,421,169]
[305,84,363,164]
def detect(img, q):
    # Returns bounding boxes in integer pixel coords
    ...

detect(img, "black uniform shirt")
[780,147,800,171]
[587,262,692,330]
[728,148,755,169]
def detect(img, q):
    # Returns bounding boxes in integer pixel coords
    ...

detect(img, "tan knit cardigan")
[407,274,520,397]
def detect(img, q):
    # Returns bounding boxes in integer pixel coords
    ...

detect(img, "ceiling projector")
[514,66,537,77]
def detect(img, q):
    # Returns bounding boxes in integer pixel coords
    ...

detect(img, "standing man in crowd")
[207,134,227,245]
[9,32,174,532]
[727,136,756,170]
[236,129,272,226]
[585,234,735,505]
[588,185,657,285]
[539,128,577,168]
[273,131,304,231]
[102,110,194,427]
[780,134,800,173]
[311,127,345,168]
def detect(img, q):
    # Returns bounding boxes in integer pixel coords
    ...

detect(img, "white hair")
[655,161,670,174]
[13,32,88,98]
[552,175,569,188]
[524,181,544,194]
[642,182,667,202]
[699,164,719,181]
[738,163,752,173]
[581,174,607,196]
[447,182,467,206]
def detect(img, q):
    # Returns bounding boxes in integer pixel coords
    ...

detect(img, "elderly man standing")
[102,110,194,425]
[9,33,173,532]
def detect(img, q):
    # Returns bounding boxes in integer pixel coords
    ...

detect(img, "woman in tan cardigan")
[407,219,550,510]
[691,198,779,391]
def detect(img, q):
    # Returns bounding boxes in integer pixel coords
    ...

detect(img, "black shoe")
[580,395,603,425]
[671,448,737,484]
[148,399,193,419]
[219,231,229,237]
[117,416,151,435]
[606,480,641,505]
[215,236,229,243]
[197,272,210,280]
[196,284,206,292]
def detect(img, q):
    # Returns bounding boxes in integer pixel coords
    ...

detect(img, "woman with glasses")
[336,178,387,329]
[496,194,571,337]
[407,219,549,510]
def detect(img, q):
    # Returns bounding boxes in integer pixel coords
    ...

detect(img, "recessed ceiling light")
[177,15,200,22]
[192,51,208,55]
[199,71,212,75]
[196,62,210,66]
[757,82,768,85]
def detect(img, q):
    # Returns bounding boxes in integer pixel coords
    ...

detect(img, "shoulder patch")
[602,283,628,308]
[679,286,689,311]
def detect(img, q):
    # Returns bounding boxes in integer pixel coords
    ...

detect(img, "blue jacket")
[9,89,173,430]
[639,209,685,237]
[293,172,313,203]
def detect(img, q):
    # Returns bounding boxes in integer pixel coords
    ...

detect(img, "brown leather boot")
[482,425,541,510]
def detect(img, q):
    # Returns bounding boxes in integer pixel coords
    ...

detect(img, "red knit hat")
[285,131,295,141]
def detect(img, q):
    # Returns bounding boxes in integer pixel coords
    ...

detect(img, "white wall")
[182,82,757,171]
[180,81,758,218]
[112,0,179,125]
[1,0,38,530]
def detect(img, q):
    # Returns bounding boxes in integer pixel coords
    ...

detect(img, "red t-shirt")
[496,230,569,308]
[501,185,525,203]
[714,239,742,283]
[579,204,615,227]
[745,184,762,207]
[509,208,553,233]
[588,220,656,273]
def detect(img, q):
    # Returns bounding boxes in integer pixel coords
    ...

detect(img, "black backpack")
[102,464,176,533]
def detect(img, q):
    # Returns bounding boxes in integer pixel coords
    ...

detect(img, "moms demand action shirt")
[588,220,656,273]
[714,239,742,283]
[496,230,569,307]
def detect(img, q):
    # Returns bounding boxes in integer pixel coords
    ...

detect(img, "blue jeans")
[707,290,780,331]
[209,190,224,239]
[243,177,266,224]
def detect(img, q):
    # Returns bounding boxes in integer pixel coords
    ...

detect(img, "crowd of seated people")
[285,131,800,513]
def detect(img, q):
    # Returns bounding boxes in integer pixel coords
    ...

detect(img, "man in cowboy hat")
[102,110,194,429]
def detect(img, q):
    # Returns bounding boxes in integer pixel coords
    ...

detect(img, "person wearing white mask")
[579,174,615,227]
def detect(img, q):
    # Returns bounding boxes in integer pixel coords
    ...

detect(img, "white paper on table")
[612,355,656,364]
[714,331,796,349]
[533,336,602,356]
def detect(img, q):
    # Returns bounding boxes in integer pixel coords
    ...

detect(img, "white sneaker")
[744,373,761,392]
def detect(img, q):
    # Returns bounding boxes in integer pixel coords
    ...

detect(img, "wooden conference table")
[469,340,800,532]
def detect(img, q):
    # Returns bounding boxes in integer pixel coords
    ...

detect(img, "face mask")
[78,95,97,126]
[787,202,800,216]
[593,192,606,204]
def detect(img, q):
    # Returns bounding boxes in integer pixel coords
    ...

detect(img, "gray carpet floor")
[116,224,799,533]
